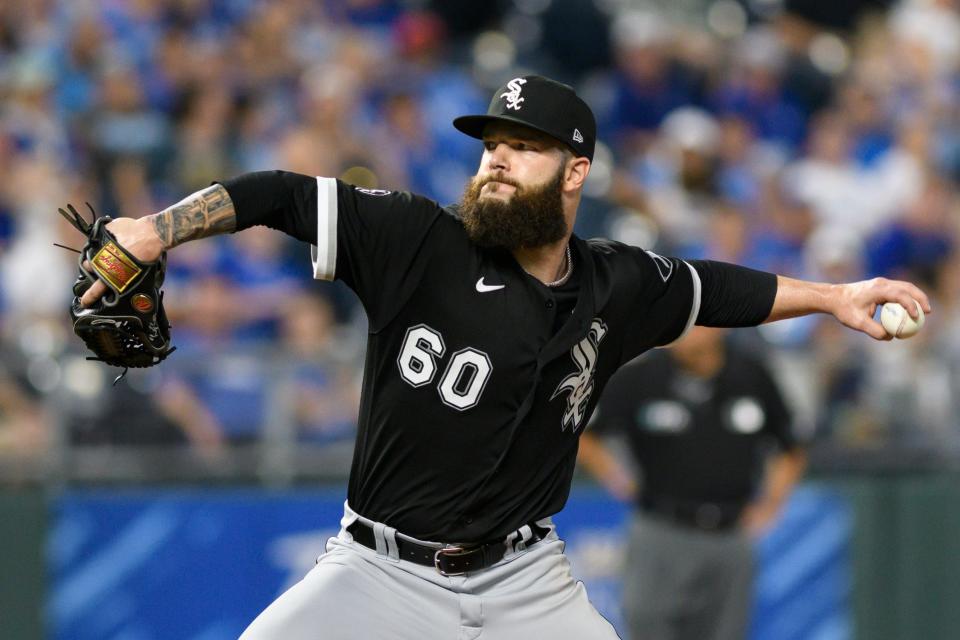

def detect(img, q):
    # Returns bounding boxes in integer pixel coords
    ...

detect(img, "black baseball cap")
[453,75,597,161]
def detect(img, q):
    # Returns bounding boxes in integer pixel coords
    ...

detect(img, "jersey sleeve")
[621,249,702,357]
[222,172,442,325]
[311,179,443,322]
[687,260,778,327]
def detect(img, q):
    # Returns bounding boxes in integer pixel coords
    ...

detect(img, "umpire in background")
[580,326,807,640]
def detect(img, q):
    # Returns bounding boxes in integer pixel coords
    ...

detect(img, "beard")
[459,165,567,250]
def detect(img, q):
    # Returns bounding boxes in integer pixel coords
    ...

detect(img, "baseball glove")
[58,203,175,381]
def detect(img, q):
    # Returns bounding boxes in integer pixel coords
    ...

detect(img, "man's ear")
[564,156,591,192]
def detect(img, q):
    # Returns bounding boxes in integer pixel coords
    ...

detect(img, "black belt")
[640,495,744,532]
[346,520,549,576]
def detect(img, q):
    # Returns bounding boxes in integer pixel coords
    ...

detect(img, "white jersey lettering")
[551,318,608,431]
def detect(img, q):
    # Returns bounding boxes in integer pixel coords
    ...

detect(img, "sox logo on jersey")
[551,318,607,431]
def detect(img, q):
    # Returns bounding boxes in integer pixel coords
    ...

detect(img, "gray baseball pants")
[621,513,754,640]
[240,503,620,639]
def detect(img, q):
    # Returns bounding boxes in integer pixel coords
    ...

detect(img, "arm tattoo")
[150,184,236,249]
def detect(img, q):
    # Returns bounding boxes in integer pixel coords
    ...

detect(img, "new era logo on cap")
[452,75,597,161]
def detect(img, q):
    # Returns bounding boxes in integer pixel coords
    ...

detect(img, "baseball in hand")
[880,301,925,339]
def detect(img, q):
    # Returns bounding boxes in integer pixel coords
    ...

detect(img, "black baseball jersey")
[589,348,797,507]
[302,177,707,542]
[221,170,785,541]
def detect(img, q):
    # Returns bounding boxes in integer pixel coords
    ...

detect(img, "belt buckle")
[434,546,467,577]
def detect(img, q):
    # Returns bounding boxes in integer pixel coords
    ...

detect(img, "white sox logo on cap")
[500,78,527,111]
[453,74,597,160]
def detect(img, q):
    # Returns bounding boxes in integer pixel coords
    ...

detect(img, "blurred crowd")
[1,0,959,473]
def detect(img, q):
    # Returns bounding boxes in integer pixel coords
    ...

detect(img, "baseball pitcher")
[72,75,929,639]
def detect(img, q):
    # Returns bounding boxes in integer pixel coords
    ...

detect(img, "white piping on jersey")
[663,261,702,347]
[310,176,338,281]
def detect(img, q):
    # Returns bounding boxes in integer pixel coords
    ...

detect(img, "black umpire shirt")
[223,171,777,543]
[589,347,798,509]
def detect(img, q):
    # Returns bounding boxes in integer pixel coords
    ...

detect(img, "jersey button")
[545,299,555,309]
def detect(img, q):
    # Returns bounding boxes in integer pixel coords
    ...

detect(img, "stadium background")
[1,0,959,638]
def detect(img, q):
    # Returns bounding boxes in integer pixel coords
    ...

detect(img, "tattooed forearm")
[150,184,236,249]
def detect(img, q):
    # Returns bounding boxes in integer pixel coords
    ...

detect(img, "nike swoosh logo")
[475,277,505,293]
